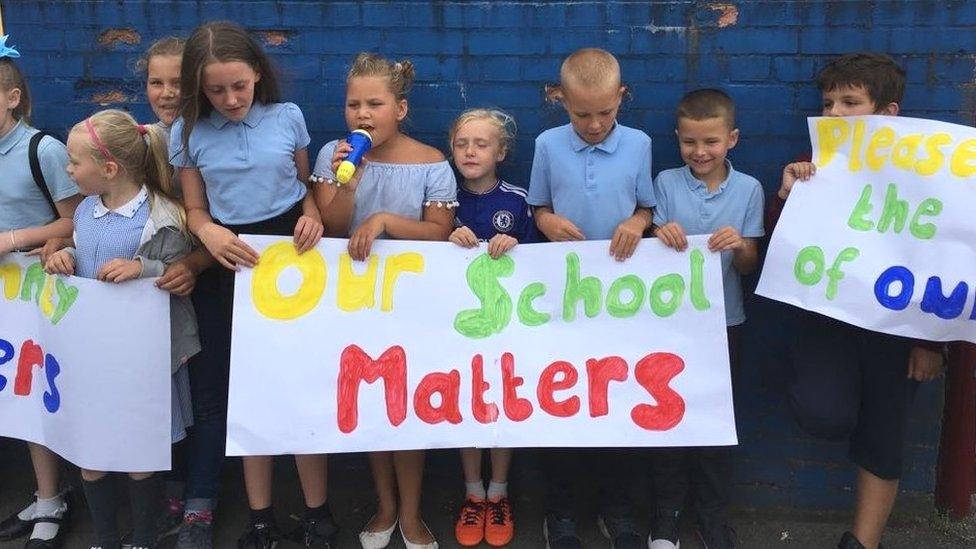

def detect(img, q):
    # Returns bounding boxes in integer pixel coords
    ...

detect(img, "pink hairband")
[85,118,116,163]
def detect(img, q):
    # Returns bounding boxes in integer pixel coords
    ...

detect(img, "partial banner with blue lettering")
[227,236,735,455]
[0,253,171,472]
[759,115,976,343]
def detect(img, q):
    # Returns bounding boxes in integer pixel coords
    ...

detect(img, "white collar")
[93,186,149,219]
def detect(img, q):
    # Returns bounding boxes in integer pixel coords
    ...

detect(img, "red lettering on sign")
[337,345,407,433]
[631,352,686,431]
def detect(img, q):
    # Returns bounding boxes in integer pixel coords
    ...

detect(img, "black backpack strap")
[29,131,59,215]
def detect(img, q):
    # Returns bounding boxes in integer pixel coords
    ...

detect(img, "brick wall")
[5,0,970,510]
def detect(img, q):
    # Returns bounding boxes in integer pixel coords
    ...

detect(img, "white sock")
[465,481,486,500]
[29,494,64,541]
[487,480,508,500]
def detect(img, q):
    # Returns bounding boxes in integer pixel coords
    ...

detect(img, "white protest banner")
[0,253,171,472]
[758,116,976,343]
[227,236,734,455]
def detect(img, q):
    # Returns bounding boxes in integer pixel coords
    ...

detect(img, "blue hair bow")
[0,36,21,59]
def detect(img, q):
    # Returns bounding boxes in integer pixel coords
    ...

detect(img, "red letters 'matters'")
[471,354,500,424]
[586,356,628,418]
[631,352,686,431]
[537,360,580,417]
[337,345,408,433]
[414,370,462,424]
[501,352,533,421]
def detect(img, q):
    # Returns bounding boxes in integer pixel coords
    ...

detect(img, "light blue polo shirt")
[169,101,310,225]
[527,123,655,241]
[653,162,764,326]
[0,121,78,232]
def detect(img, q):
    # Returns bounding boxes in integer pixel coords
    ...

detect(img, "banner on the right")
[758,115,976,343]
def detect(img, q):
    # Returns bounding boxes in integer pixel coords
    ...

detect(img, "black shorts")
[786,308,917,480]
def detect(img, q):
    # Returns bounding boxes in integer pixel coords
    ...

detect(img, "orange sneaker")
[484,496,514,547]
[454,496,486,547]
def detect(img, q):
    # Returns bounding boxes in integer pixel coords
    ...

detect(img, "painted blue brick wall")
[6,0,968,511]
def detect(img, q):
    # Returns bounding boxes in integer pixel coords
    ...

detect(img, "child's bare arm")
[157,247,215,296]
[320,142,359,237]
[3,195,83,256]
[534,207,585,241]
[907,346,945,382]
[654,222,688,251]
[707,227,759,275]
[347,206,454,261]
[778,162,817,200]
[732,238,760,275]
[182,167,259,270]
[610,208,652,261]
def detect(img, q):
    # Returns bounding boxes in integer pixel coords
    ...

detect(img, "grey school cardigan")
[134,197,201,373]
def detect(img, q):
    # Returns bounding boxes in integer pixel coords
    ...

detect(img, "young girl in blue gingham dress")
[44,109,199,549]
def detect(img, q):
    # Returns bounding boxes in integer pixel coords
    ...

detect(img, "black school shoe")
[543,513,583,549]
[838,531,885,549]
[0,513,32,541]
[596,512,644,549]
[238,521,281,549]
[3,491,72,548]
[0,496,36,541]
[696,512,738,549]
[287,509,339,548]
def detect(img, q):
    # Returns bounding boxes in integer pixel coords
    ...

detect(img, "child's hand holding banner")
[759,115,976,343]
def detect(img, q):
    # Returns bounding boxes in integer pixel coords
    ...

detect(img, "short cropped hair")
[816,52,906,109]
[559,48,621,90]
[676,88,735,128]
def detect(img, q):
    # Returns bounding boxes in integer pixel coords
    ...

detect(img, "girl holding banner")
[42,109,198,549]
[170,21,334,549]
[315,52,458,549]
[446,108,529,548]
[0,36,80,549]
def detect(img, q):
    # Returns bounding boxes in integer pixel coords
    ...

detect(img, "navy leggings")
[183,202,303,505]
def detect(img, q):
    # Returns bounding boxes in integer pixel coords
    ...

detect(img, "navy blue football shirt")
[455,180,536,243]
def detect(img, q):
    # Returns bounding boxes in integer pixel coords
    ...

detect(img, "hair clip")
[0,35,21,59]
[137,124,148,136]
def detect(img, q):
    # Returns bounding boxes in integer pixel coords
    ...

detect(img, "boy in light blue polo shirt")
[527,48,654,263]
[649,89,763,549]
[529,48,653,549]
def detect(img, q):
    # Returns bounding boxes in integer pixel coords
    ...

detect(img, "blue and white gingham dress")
[73,193,194,443]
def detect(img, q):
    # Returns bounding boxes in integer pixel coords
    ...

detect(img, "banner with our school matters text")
[227,236,735,455]
[758,115,976,343]
[0,253,171,472]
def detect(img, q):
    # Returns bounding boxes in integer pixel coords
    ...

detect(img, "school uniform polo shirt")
[527,123,655,241]
[0,121,78,232]
[169,101,310,225]
[653,162,765,326]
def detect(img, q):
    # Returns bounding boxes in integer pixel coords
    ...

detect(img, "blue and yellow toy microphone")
[336,129,372,184]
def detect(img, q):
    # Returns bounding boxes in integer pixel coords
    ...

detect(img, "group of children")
[0,18,945,549]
